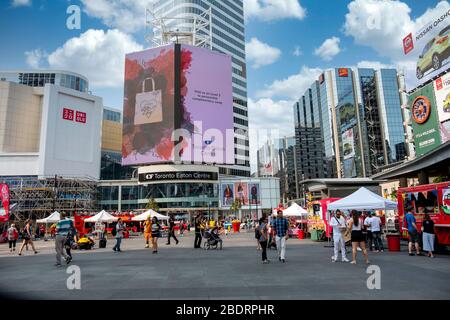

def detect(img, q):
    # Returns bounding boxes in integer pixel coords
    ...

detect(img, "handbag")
[134,78,163,125]
[335,217,351,242]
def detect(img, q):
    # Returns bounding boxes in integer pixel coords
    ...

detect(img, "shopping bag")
[134,77,163,125]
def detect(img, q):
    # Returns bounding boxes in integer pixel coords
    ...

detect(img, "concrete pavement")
[1,232,449,300]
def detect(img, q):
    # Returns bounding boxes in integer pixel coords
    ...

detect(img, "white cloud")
[45,29,143,88]
[314,37,341,61]
[356,60,394,69]
[292,46,302,57]
[12,0,31,7]
[248,97,295,171]
[246,38,281,69]
[25,49,47,69]
[256,66,322,100]
[244,0,306,21]
[344,0,450,61]
[80,0,154,33]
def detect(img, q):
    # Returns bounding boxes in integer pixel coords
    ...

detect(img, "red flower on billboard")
[181,49,192,71]
[125,59,143,81]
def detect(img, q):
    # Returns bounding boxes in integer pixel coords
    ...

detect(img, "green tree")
[146,198,159,212]
[230,200,241,218]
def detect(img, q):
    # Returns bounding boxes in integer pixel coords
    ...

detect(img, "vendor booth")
[307,198,340,240]
[36,211,61,238]
[131,209,169,222]
[274,203,308,239]
[327,187,399,251]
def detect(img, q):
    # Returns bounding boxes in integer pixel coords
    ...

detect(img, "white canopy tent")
[36,211,61,224]
[84,210,118,223]
[327,187,398,211]
[131,209,169,221]
[282,203,309,217]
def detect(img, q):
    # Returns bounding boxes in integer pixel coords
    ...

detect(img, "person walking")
[363,212,373,251]
[64,222,77,260]
[7,224,18,253]
[151,217,161,254]
[166,215,179,245]
[143,216,152,248]
[422,214,435,258]
[257,217,270,264]
[329,210,349,263]
[54,213,73,266]
[369,212,384,252]
[404,207,423,256]
[255,219,262,251]
[194,215,203,248]
[112,218,125,253]
[18,220,38,256]
[347,211,369,265]
[273,210,289,263]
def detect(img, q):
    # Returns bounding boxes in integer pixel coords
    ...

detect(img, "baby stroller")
[203,227,223,250]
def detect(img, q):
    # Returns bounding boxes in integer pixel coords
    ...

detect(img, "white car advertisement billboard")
[403,7,450,92]
[433,72,450,123]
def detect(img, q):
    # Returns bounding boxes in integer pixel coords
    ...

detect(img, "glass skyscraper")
[294,68,407,180]
[150,0,249,177]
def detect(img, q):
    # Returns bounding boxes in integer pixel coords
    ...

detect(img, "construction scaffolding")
[3,176,98,222]
[145,6,212,48]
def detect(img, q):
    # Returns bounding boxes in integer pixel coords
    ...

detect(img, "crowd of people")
[0,206,438,267]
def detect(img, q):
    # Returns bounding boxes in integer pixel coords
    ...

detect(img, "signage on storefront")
[139,171,219,183]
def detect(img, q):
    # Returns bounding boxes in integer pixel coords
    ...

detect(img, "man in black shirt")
[194,215,203,249]
[166,215,179,245]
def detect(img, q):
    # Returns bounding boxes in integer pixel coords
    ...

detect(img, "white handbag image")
[134,77,163,125]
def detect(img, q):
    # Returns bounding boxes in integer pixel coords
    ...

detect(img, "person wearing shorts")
[347,211,369,265]
[151,217,161,254]
[404,208,423,256]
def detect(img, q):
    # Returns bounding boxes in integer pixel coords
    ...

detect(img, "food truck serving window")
[404,190,439,214]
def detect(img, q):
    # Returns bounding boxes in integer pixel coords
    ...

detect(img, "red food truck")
[397,182,450,248]
[308,198,340,238]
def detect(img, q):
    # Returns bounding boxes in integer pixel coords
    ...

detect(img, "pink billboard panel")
[179,45,234,165]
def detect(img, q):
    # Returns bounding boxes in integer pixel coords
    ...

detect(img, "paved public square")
[0,232,449,300]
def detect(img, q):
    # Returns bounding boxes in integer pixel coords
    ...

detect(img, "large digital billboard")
[248,183,261,205]
[221,183,234,207]
[403,7,450,91]
[122,44,233,166]
[342,128,355,160]
[408,83,442,156]
[122,45,176,166]
[433,72,450,123]
[179,44,234,165]
[234,182,248,206]
[339,103,357,133]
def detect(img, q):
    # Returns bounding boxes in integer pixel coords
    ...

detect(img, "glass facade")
[103,108,122,123]
[14,72,89,92]
[293,67,406,179]
[378,69,407,163]
[294,82,329,196]
[151,0,250,177]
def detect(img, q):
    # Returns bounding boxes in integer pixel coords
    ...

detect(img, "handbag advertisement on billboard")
[403,7,450,91]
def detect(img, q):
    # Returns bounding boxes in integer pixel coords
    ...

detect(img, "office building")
[150,0,250,177]
[295,68,407,181]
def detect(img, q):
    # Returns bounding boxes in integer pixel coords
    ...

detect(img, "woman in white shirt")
[347,210,370,265]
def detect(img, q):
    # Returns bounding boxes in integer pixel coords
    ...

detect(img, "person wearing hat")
[272,209,289,263]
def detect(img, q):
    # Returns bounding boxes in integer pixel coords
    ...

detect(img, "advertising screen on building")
[433,72,450,123]
[122,44,233,166]
[248,183,261,205]
[234,182,248,206]
[408,83,442,156]
[179,45,234,165]
[0,184,10,223]
[342,129,356,160]
[403,7,450,91]
[339,103,357,132]
[122,45,176,166]
[221,183,234,207]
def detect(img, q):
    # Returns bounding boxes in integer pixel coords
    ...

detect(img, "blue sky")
[0,0,445,171]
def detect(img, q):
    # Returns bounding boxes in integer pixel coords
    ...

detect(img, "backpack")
[111,226,117,236]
